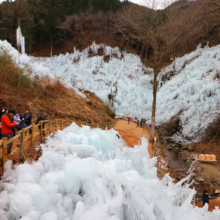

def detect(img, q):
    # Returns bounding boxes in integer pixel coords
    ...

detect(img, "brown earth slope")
[0,53,114,125]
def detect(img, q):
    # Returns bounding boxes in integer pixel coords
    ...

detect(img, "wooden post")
[49,119,51,134]
[153,137,156,157]
[21,128,25,144]
[55,119,58,131]
[61,118,63,130]
[40,121,43,140]
[31,123,35,148]
[2,137,7,166]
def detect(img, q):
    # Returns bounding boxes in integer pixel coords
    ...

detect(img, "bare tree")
[113,1,206,140]
[6,0,22,28]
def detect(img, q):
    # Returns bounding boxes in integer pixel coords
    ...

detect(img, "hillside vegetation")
[0,0,126,54]
[1,0,220,68]
[0,50,115,125]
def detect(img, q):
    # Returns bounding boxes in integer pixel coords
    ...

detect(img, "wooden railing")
[0,118,114,175]
[0,118,73,174]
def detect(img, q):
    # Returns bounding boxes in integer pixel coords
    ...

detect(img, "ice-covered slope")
[1,40,220,142]
[158,44,220,142]
[30,42,154,120]
[0,123,219,219]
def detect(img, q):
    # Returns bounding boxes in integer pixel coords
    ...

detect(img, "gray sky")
[129,0,176,9]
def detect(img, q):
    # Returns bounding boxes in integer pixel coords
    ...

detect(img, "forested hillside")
[0,0,220,67]
[0,0,126,54]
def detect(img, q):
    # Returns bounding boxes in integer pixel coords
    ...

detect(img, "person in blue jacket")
[202,190,210,206]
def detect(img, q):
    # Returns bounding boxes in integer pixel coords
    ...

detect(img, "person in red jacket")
[1,109,19,155]
[127,116,131,124]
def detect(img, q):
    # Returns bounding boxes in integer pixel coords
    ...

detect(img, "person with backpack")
[36,112,47,135]
[24,109,32,135]
[1,109,19,155]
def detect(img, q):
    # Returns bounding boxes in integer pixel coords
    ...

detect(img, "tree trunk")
[150,68,159,141]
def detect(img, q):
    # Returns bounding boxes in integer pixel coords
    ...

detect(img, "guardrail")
[0,118,72,175]
[0,117,114,176]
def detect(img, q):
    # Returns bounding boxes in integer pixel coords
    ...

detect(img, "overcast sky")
[129,0,176,9]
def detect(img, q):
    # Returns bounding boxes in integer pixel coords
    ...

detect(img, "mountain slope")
[1,40,220,142]
[0,43,115,125]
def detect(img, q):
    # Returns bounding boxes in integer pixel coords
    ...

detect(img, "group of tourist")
[136,119,143,128]
[126,116,143,128]
[0,106,47,155]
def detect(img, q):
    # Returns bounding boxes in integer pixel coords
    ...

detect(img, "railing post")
[21,128,25,144]
[55,119,58,131]
[3,137,7,167]
[31,123,35,148]
[61,118,63,130]
[40,120,43,140]
[49,119,51,134]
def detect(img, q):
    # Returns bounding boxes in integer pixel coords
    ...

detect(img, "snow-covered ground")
[1,40,220,142]
[1,123,219,220]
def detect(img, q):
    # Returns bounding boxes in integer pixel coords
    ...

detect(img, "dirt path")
[196,198,220,211]
[113,120,153,157]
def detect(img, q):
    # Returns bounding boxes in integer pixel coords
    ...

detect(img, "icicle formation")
[0,123,219,219]
[16,26,25,54]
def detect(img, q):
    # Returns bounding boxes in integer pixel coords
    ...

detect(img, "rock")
[211,177,217,183]
[194,177,204,183]
[182,145,188,150]
[197,167,202,172]
[164,137,173,143]
[175,143,183,147]
[188,145,194,151]
[176,177,181,181]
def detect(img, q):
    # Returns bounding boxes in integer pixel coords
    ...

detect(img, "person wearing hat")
[1,109,19,155]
